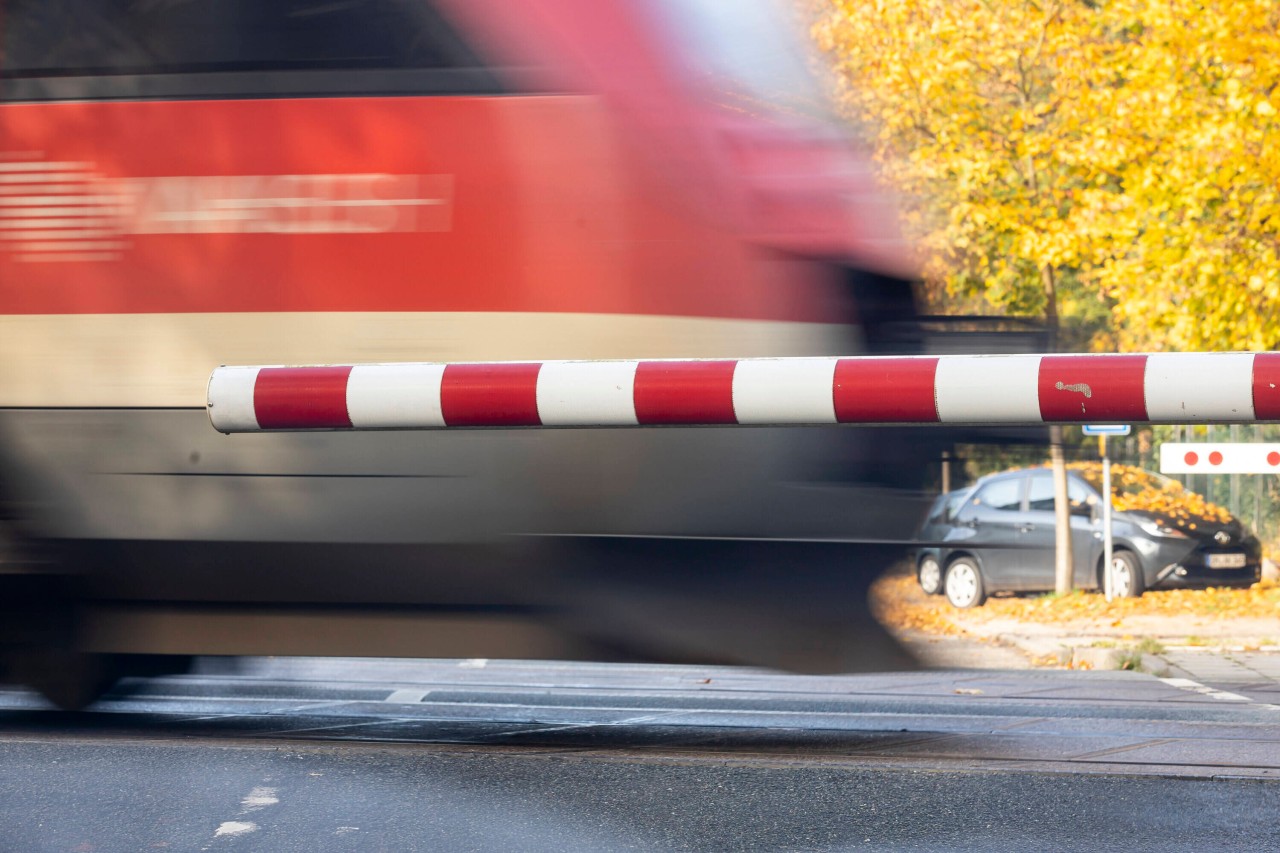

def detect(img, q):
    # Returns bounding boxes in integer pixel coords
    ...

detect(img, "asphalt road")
[1,658,1278,852]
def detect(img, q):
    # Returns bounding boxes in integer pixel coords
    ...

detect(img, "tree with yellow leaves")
[815,0,1279,592]
[812,0,1280,353]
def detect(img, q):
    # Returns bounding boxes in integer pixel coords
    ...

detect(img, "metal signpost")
[1083,425,1131,602]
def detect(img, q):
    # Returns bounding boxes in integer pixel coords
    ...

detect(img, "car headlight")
[1136,518,1190,539]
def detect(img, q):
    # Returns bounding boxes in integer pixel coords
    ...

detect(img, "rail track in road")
[3,658,1278,779]
[1,659,1278,851]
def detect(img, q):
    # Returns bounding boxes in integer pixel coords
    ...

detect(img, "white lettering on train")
[0,155,454,261]
[124,174,451,235]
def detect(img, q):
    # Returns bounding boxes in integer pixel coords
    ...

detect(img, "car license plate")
[1207,553,1246,569]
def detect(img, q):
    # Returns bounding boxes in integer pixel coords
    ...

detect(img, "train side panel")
[0,0,926,694]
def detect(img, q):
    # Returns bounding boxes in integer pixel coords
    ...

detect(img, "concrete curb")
[992,633,1151,671]
[994,632,1280,681]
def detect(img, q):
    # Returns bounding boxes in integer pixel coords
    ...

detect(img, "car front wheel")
[918,556,943,596]
[1108,551,1145,598]
[944,557,986,608]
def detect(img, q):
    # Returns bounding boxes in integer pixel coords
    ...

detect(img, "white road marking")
[385,688,431,704]
[1159,677,1280,709]
[459,659,489,669]
[487,712,678,739]
[241,787,279,811]
[206,782,279,845]
[214,821,257,838]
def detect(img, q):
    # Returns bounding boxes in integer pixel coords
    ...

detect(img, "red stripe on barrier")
[1038,354,1148,422]
[254,366,353,429]
[440,363,542,426]
[1254,353,1280,420]
[633,360,737,424]
[833,357,938,422]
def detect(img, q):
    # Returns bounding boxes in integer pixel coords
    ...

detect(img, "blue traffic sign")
[1082,424,1131,436]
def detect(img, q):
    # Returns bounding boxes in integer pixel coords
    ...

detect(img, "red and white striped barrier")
[207,352,1280,433]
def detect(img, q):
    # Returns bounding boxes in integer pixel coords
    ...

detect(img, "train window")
[648,0,828,116]
[0,0,507,101]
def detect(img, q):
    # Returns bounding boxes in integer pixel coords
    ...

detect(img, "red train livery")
[0,0,928,705]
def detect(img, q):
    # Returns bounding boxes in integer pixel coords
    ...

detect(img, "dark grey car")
[922,466,1262,608]
[914,488,973,595]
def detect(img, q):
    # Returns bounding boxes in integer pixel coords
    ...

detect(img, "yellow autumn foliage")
[1064,462,1232,525]
[813,0,1280,351]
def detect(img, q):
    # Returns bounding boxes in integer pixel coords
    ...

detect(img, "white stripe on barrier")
[206,366,261,432]
[347,363,446,429]
[1144,353,1256,422]
[732,357,838,425]
[536,360,639,426]
[934,355,1043,423]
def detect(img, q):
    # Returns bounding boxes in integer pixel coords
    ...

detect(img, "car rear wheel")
[917,556,943,596]
[1108,550,1145,598]
[944,557,986,608]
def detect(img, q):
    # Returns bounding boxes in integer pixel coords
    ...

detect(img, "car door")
[1022,472,1101,591]
[952,475,1027,592]
[1067,475,1105,589]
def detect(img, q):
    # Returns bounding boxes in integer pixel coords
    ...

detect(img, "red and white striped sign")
[207,352,1280,433]
[1160,443,1280,474]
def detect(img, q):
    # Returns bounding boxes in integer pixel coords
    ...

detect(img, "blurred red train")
[0,0,939,705]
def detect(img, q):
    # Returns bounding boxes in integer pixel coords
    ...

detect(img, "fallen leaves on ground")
[870,573,966,636]
[871,571,1280,636]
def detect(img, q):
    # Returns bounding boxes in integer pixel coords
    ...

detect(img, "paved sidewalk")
[896,629,1035,670]
[993,631,1280,684]
[1155,649,1280,681]
[892,626,1280,710]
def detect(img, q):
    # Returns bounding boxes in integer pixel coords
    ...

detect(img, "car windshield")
[943,489,969,520]
[925,489,971,523]
[1067,462,1232,523]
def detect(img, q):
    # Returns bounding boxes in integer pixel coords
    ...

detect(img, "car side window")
[970,478,1022,512]
[1026,474,1055,511]
[1064,473,1095,502]
[1068,478,1094,513]
[1028,472,1094,513]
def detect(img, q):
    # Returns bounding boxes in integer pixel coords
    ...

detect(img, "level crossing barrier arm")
[207,352,1280,433]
